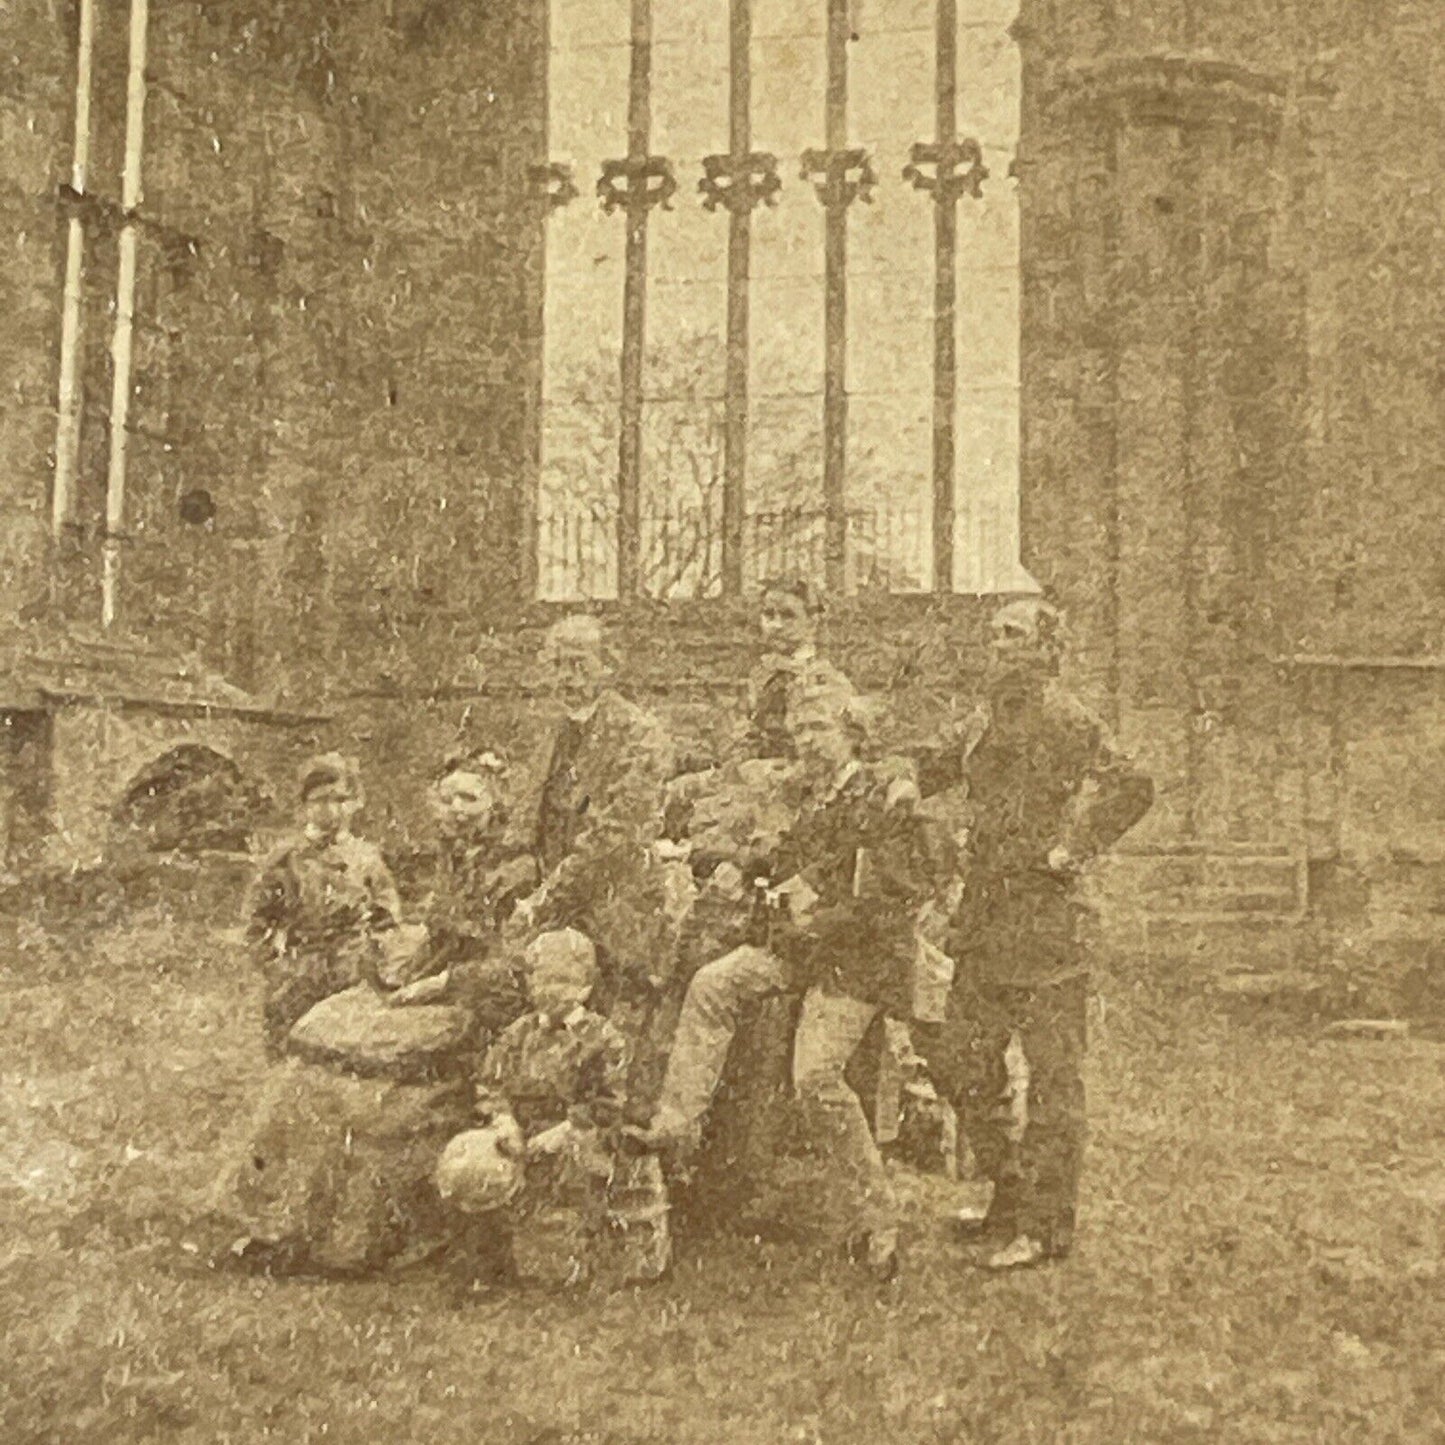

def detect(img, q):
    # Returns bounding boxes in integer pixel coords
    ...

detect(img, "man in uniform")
[916,598,1154,1271]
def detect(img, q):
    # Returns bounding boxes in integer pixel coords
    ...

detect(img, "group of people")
[202,582,1153,1291]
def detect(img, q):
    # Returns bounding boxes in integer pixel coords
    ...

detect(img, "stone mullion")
[904,0,990,594]
[822,0,849,594]
[722,0,753,596]
[602,0,673,601]
[931,0,958,596]
[801,0,876,595]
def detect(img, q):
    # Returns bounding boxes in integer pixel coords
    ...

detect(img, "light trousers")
[651,945,789,1135]
[792,987,896,1243]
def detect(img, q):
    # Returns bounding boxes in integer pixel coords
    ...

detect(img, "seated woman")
[202,751,526,1277]
[384,749,539,1042]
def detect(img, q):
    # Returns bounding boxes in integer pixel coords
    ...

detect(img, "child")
[440,928,633,1290]
[211,754,466,1276]
[247,752,400,1058]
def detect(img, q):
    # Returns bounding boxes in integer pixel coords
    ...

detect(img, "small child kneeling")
[437,929,637,1291]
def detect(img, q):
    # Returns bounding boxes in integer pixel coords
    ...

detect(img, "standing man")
[917,598,1154,1271]
[661,575,851,848]
[518,614,676,1019]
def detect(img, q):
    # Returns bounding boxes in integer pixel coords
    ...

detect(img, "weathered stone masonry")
[4,2,1445,1005]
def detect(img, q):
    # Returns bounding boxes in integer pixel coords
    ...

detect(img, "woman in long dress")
[203,752,532,1276]
[384,749,539,1035]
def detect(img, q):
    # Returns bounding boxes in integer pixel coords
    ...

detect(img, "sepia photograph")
[0,0,1441,1439]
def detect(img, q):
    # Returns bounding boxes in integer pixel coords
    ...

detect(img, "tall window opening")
[537,0,1027,600]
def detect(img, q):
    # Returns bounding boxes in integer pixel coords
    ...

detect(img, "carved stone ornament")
[597,156,679,215]
[903,138,989,202]
[799,147,877,208]
[699,152,783,214]
[527,161,579,211]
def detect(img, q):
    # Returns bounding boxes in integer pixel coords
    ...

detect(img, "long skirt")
[203,1059,471,1275]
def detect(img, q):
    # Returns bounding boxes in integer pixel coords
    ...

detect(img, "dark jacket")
[916,680,1154,985]
[765,761,957,1015]
[246,831,401,1057]
[734,649,857,761]
[474,1007,631,1139]
[533,690,676,987]
[420,832,538,1037]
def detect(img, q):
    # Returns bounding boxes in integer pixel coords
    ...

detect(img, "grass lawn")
[1,911,1442,1444]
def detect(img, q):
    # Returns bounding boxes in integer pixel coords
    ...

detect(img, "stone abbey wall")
[3,1,546,699]
[5,2,1445,1003]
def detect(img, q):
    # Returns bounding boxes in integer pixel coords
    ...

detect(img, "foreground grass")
[1,913,1442,1443]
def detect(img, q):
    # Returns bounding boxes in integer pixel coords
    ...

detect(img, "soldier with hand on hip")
[915,598,1154,1271]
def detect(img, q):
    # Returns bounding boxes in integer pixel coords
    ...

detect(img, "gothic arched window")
[536,0,1028,601]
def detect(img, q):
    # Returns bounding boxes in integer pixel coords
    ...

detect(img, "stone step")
[1365,864,1445,916]
[1094,851,1304,919]
[1205,969,1328,1006]
[1141,913,1305,985]
[1145,884,1301,914]
[1103,850,1302,896]
[1322,1018,1411,1040]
